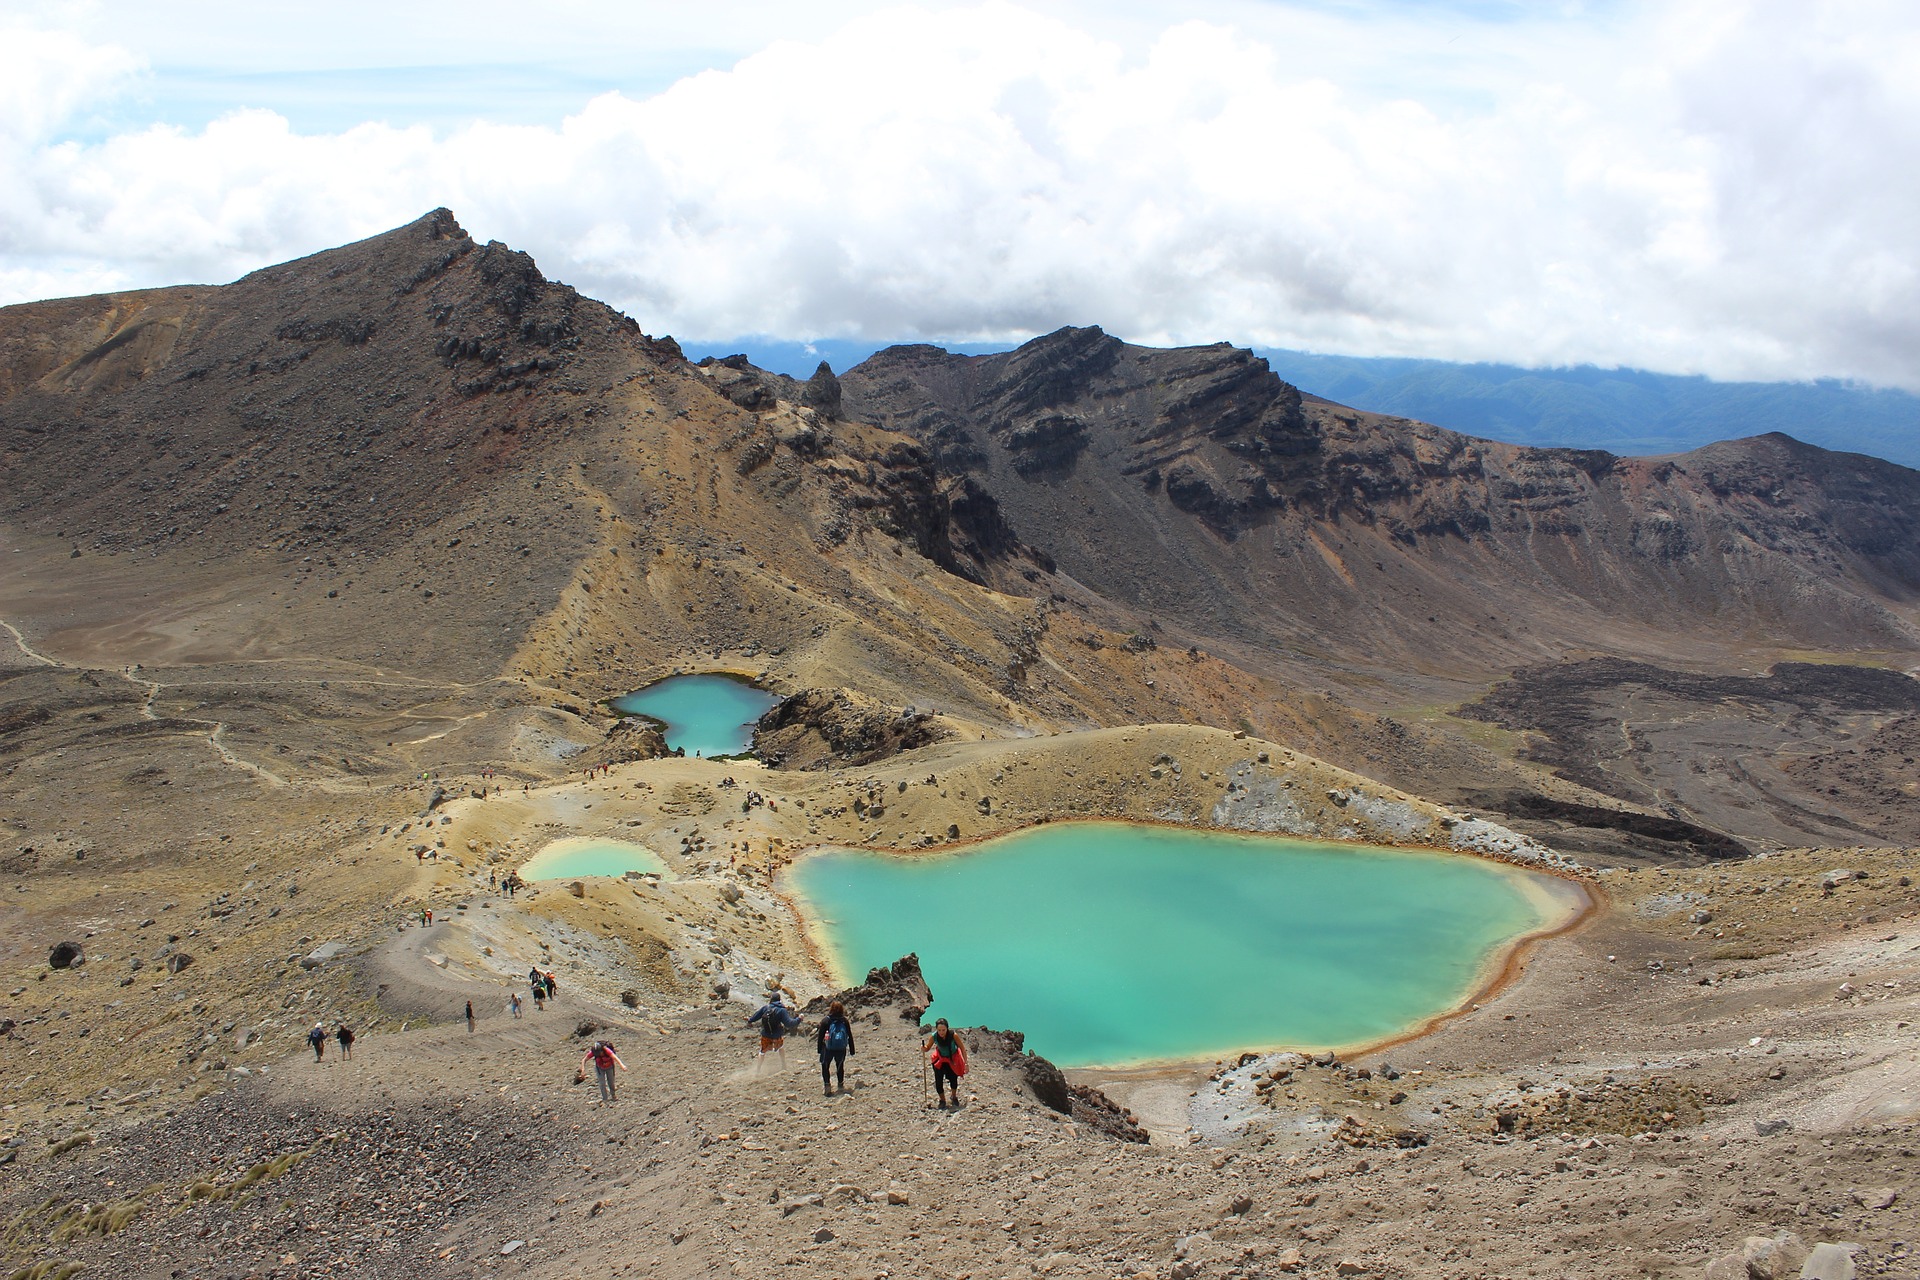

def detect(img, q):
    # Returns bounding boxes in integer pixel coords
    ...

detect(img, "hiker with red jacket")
[923,1018,968,1109]
[582,1040,627,1102]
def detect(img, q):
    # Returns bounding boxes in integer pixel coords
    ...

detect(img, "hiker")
[488,870,497,890]
[544,971,558,1000]
[335,1023,354,1060]
[924,1018,968,1109]
[465,1000,476,1034]
[509,991,522,1019]
[307,1023,327,1062]
[816,999,856,1096]
[747,990,797,1068]
[582,1039,628,1103]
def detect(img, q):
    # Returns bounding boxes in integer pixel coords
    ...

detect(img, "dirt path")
[0,616,57,666]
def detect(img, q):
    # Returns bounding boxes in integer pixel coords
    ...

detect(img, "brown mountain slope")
[838,327,1920,685]
[835,328,1920,847]
[6,215,1913,853]
[0,212,1424,802]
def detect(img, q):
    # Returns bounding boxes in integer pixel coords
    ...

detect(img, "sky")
[3,0,1918,390]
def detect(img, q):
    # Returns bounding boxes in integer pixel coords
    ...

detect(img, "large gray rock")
[1705,1231,1810,1280]
[1798,1243,1858,1280]
[300,942,346,970]
[1745,1233,1809,1280]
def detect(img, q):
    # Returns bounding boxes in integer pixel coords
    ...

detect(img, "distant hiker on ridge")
[308,1023,327,1062]
[816,999,856,1096]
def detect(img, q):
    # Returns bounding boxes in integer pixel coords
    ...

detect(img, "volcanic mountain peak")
[840,328,1920,672]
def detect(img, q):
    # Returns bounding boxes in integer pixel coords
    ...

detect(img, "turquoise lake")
[520,837,668,881]
[789,822,1579,1068]
[609,674,778,758]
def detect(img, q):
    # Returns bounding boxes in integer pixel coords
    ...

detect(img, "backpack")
[823,1018,849,1052]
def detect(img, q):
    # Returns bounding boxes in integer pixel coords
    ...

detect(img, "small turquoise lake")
[520,837,668,881]
[609,674,778,758]
[789,822,1581,1068]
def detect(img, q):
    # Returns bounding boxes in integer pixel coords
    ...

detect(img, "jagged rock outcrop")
[752,688,952,770]
[805,954,933,1020]
[585,717,670,768]
[801,361,843,419]
[967,1028,1150,1143]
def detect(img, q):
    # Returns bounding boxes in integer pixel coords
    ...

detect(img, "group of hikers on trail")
[528,966,558,1009]
[303,980,962,1112]
[747,989,969,1107]
[307,1022,354,1062]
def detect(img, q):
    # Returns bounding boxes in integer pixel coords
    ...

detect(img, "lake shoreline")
[777,818,1596,1074]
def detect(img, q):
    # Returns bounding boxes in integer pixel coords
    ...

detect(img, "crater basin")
[520,837,668,882]
[609,673,778,758]
[788,821,1582,1069]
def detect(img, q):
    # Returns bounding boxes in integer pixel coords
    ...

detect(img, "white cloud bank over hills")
[2,0,1917,390]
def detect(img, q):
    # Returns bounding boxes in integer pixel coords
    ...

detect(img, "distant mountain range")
[685,339,1920,470]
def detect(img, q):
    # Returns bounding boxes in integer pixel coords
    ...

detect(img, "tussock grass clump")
[49,1190,152,1242]
[192,1148,312,1203]
[8,1261,86,1280]
[45,1134,93,1158]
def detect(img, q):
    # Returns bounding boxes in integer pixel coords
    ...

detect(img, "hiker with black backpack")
[307,1023,327,1062]
[747,989,798,1071]
[581,1039,628,1103]
[815,1000,856,1096]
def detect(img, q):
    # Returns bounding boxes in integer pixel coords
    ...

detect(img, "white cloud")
[2,0,1918,389]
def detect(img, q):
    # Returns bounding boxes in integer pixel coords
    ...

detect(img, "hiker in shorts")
[509,991,522,1019]
[747,991,797,1068]
[307,1023,327,1062]
[335,1023,354,1060]
[924,1018,968,1109]
[815,1000,856,1096]
[582,1040,628,1102]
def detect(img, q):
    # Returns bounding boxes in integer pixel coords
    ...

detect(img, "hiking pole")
[921,1050,928,1108]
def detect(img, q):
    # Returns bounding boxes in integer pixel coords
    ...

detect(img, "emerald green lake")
[609,674,778,758]
[789,822,1580,1068]
[520,837,668,881]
